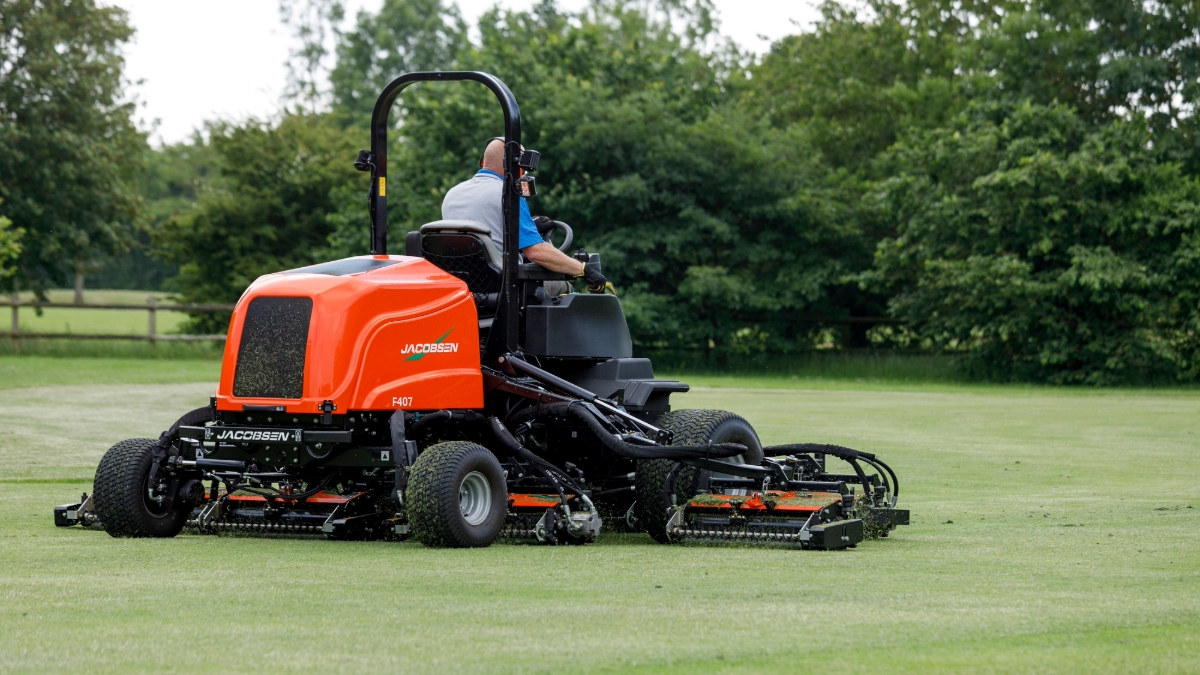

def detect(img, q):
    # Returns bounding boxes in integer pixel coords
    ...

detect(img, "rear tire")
[408,441,507,548]
[635,410,763,543]
[93,438,189,538]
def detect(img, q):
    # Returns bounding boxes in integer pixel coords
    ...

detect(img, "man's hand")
[582,265,616,295]
[532,215,554,236]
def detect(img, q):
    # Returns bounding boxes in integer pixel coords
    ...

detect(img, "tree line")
[3,0,1200,384]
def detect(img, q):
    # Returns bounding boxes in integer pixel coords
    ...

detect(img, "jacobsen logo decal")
[402,327,458,361]
[204,428,301,443]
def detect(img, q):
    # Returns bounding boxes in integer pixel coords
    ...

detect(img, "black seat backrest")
[422,233,501,294]
[420,222,502,318]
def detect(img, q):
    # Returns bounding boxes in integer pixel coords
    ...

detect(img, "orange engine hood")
[216,255,482,414]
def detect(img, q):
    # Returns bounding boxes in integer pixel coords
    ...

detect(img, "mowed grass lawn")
[1,357,1198,674]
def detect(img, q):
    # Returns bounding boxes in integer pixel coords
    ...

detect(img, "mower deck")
[669,491,862,549]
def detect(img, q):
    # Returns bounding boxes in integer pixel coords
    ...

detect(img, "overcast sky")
[109,1,820,145]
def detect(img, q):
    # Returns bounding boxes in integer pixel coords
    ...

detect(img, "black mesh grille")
[232,297,312,399]
[422,233,501,295]
[425,250,494,292]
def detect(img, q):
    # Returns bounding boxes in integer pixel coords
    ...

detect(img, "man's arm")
[518,202,614,292]
[522,242,615,293]
[517,200,580,274]
[521,242,585,275]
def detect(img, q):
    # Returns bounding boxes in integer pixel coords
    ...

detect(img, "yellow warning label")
[379,177,386,196]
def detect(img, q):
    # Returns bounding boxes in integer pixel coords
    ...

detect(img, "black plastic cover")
[557,357,689,411]
[518,149,540,171]
[524,294,632,358]
[405,231,423,257]
[53,504,77,527]
[279,258,400,276]
[232,297,312,399]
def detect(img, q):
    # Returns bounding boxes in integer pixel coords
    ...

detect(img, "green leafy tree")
[744,0,1200,367]
[969,0,1200,173]
[280,0,346,113]
[327,1,864,355]
[329,0,467,120]
[970,1,1200,127]
[737,1,1001,337]
[0,202,23,280]
[866,102,1200,383]
[89,135,221,290]
[743,0,977,171]
[155,115,358,332]
[747,0,1200,170]
[0,0,145,294]
[149,0,1200,372]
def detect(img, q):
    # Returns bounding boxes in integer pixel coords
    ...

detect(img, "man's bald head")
[481,138,506,173]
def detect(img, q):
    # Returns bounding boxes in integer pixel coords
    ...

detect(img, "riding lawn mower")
[53,72,908,549]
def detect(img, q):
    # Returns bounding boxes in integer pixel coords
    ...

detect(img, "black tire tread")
[407,441,503,548]
[93,438,185,538]
[635,458,692,544]
[635,410,762,543]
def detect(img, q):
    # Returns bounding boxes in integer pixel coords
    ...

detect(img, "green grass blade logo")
[402,327,458,361]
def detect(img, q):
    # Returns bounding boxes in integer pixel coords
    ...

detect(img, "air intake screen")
[232,297,312,399]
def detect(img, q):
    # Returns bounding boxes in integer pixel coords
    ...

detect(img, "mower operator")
[442,138,612,294]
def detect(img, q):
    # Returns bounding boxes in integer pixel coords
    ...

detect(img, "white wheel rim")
[459,471,492,526]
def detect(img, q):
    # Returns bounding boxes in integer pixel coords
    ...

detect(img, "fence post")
[9,288,17,355]
[148,295,157,346]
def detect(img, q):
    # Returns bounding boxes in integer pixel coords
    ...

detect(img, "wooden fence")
[2,293,232,351]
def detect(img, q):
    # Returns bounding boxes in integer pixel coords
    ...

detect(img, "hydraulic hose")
[509,402,747,460]
[227,472,336,502]
[766,442,897,497]
[148,406,218,507]
[407,410,485,438]
[857,455,894,499]
[845,458,874,503]
[504,356,662,435]
[765,443,879,500]
[573,405,746,459]
[158,406,215,454]
[488,417,569,505]
[861,455,899,499]
[763,443,875,461]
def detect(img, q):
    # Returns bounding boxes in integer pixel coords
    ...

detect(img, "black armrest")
[405,231,423,257]
[517,263,573,281]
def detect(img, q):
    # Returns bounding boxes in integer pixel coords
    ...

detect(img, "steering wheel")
[534,218,574,252]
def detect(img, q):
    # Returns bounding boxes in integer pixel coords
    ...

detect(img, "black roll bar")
[367,71,522,360]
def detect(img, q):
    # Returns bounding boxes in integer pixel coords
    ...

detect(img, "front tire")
[93,438,189,538]
[407,441,507,548]
[635,410,764,543]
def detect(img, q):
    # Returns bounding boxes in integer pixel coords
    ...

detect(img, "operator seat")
[417,220,502,326]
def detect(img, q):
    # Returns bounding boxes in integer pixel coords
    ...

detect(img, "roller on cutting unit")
[54,71,907,550]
